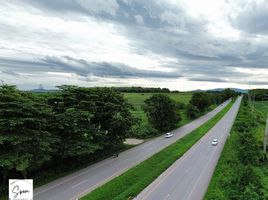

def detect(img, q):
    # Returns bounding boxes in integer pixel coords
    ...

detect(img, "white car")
[212,139,218,146]
[165,132,174,138]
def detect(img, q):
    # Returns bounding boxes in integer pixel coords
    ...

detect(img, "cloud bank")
[0,0,267,90]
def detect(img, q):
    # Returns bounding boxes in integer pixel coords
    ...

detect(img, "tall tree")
[0,85,55,179]
[48,86,135,147]
[143,94,180,132]
[189,92,211,112]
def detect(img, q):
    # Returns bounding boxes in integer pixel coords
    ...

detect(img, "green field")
[123,92,193,125]
[255,101,268,118]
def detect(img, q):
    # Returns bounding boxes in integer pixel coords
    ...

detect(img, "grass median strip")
[81,101,234,200]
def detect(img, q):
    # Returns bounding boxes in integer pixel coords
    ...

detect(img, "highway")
[135,96,242,200]
[33,100,231,200]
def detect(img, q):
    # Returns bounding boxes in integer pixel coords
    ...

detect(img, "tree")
[52,108,103,158]
[0,85,55,179]
[221,88,237,101]
[143,94,180,132]
[48,86,135,147]
[189,92,211,112]
[88,88,135,146]
[186,104,200,119]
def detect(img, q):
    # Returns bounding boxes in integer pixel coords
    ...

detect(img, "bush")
[190,92,211,112]
[176,102,185,109]
[129,123,158,139]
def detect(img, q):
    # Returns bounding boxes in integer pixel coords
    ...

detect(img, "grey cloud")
[0,56,182,79]
[1,70,20,76]
[42,56,182,78]
[17,0,118,17]
[230,1,268,35]
[1,0,268,89]
[244,81,268,85]
[188,77,228,83]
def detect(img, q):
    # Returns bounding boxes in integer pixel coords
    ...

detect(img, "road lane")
[34,100,231,200]
[136,97,242,200]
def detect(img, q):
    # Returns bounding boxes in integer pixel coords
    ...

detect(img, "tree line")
[0,85,135,187]
[135,89,238,138]
[111,86,173,93]
[249,89,268,101]
[186,89,237,119]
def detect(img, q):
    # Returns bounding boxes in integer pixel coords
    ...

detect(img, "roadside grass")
[205,100,268,200]
[81,100,234,200]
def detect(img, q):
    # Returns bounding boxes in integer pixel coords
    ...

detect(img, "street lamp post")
[262,95,268,153]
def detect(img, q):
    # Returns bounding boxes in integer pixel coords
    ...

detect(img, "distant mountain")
[31,88,58,93]
[208,88,248,93]
[190,88,248,93]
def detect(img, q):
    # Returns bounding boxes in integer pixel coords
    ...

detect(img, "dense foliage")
[111,86,172,93]
[189,92,211,112]
[0,85,135,192]
[187,89,238,119]
[143,94,180,132]
[0,85,56,179]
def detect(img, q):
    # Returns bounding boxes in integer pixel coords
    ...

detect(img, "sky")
[0,0,268,91]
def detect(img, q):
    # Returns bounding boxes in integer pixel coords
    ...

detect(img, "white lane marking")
[72,180,87,189]
[164,194,171,200]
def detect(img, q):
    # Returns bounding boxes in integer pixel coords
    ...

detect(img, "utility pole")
[263,95,268,153]
[252,91,255,120]
[264,113,268,152]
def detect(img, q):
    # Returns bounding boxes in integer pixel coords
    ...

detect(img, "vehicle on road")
[112,153,119,158]
[212,139,218,146]
[165,132,174,138]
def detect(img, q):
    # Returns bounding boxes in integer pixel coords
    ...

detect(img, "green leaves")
[0,85,55,177]
[189,92,211,112]
[0,84,135,189]
[143,94,180,132]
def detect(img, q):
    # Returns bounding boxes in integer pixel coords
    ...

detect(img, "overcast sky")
[0,0,268,90]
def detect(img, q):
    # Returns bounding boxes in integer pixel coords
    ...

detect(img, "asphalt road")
[33,100,231,200]
[135,96,242,200]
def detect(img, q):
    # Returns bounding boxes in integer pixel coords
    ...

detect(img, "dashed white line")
[72,180,87,189]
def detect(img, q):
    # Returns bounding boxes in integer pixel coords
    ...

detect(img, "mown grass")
[81,100,234,200]
[124,92,192,109]
[124,92,192,125]
[205,100,268,200]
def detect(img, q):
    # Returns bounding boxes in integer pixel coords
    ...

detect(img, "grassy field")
[81,100,234,200]
[124,92,192,109]
[255,101,268,118]
[205,100,268,199]
[123,92,193,125]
